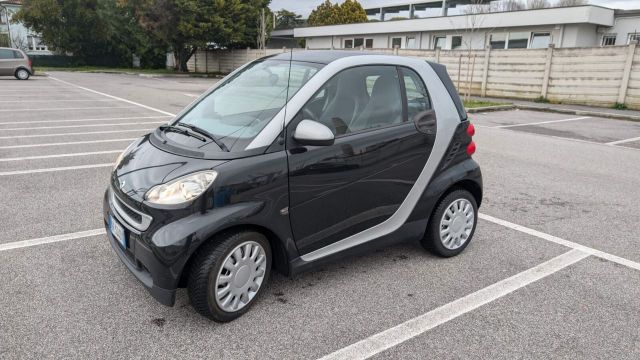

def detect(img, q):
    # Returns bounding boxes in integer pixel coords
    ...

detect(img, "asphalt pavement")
[0,72,639,359]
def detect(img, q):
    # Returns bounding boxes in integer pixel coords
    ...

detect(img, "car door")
[0,49,14,76]
[286,65,437,255]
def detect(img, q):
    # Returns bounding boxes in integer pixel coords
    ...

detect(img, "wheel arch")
[178,223,290,287]
[15,66,32,75]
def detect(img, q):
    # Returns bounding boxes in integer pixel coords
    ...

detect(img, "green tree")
[275,9,302,29]
[120,0,270,72]
[308,0,366,26]
[14,0,143,66]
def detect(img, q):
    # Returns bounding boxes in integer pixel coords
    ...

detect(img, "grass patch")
[611,102,628,110]
[463,99,509,109]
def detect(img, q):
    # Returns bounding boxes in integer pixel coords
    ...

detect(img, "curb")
[466,104,640,122]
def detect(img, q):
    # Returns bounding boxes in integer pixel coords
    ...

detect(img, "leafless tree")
[12,34,28,51]
[527,0,551,9]
[554,0,587,6]
[492,0,526,12]
[257,8,267,51]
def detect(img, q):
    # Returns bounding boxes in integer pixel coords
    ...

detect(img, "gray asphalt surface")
[0,72,639,359]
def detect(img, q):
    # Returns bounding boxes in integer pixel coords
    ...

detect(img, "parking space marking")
[0,229,105,252]
[0,115,170,126]
[0,138,136,149]
[0,128,152,140]
[0,99,115,103]
[3,121,165,131]
[319,249,589,360]
[0,106,137,112]
[0,163,113,176]
[183,93,199,98]
[494,116,590,128]
[479,213,640,271]
[0,150,121,162]
[607,136,640,145]
[48,76,177,117]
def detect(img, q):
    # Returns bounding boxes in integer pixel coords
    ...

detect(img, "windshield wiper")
[178,122,230,152]
[159,125,206,141]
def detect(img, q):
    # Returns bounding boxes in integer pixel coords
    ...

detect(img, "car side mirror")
[414,109,437,135]
[293,119,335,146]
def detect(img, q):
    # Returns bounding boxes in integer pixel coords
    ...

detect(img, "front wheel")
[15,69,30,80]
[188,231,271,322]
[421,189,478,257]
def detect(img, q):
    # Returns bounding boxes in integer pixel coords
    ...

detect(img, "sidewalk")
[470,96,640,122]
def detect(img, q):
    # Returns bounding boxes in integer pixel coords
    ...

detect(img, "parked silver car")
[0,47,33,80]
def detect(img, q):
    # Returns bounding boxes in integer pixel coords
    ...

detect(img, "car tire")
[188,231,272,322]
[15,69,30,80]
[421,189,478,257]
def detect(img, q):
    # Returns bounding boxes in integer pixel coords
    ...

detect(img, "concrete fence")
[188,42,640,109]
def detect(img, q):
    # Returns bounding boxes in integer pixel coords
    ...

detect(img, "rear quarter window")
[13,50,24,59]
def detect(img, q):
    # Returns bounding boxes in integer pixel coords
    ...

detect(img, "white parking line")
[494,116,590,128]
[48,76,177,117]
[0,115,170,126]
[318,249,589,360]
[0,150,121,162]
[0,138,136,149]
[0,106,136,112]
[607,136,640,145]
[0,229,105,252]
[0,99,115,103]
[3,121,164,131]
[0,128,152,140]
[0,163,113,176]
[183,93,199,98]
[479,213,640,271]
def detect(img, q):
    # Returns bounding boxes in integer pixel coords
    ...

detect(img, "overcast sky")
[269,0,640,16]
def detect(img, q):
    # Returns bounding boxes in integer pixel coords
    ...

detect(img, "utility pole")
[0,4,13,48]
[257,8,266,51]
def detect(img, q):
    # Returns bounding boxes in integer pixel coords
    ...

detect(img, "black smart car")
[104,51,482,322]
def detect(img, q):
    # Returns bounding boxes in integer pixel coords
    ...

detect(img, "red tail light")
[467,141,476,156]
[28,58,33,68]
[466,122,475,137]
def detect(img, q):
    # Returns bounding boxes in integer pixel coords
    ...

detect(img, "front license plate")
[109,215,127,249]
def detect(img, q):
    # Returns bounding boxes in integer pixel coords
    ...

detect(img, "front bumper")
[103,189,177,306]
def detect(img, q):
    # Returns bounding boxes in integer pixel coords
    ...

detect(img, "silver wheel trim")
[215,240,267,313]
[439,198,475,250]
[17,69,28,79]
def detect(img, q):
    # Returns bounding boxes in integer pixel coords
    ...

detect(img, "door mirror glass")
[293,120,335,146]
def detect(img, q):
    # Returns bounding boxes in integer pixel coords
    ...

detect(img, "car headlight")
[114,140,138,170]
[145,171,217,205]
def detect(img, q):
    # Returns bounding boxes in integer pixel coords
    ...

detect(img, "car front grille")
[110,189,153,232]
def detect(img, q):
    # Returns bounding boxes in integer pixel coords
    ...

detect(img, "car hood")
[112,135,226,202]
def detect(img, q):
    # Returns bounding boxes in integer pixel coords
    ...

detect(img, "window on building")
[344,39,353,48]
[391,37,402,48]
[406,36,417,49]
[433,36,445,49]
[490,33,506,49]
[507,32,529,49]
[34,37,48,51]
[602,35,616,46]
[628,33,640,44]
[530,32,551,49]
[299,65,404,135]
[365,38,373,48]
[451,36,463,50]
[354,38,364,47]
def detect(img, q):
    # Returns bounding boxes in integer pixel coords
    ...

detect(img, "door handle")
[414,109,437,135]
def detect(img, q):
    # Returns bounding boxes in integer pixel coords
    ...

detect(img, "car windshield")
[175,59,323,152]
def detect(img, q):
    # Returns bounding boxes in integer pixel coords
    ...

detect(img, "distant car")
[0,47,33,80]
[104,51,482,322]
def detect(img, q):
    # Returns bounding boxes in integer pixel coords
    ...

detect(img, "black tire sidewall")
[15,69,29,80]
[189,231,272,322]
[424,189,478,257]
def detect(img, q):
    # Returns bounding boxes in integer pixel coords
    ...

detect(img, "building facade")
[295,3,640,51]
[0,0,51,54]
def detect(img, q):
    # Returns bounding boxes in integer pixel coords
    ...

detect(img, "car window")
[298,65,404,136]
[0,49,14,59]
[400,67,431,121]
[13,50,23,59]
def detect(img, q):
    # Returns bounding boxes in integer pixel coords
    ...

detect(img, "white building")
[0,0,51,54]
[294,2,640,50]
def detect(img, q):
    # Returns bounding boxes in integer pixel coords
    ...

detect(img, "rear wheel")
[422,189,478,257]
[15,69,30,80]
[188,231,271,322]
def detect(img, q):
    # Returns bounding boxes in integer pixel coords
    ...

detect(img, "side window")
[400,67,431,121]
[0,49,13,59]
[297,66,404,136]
[13,50,24,59]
